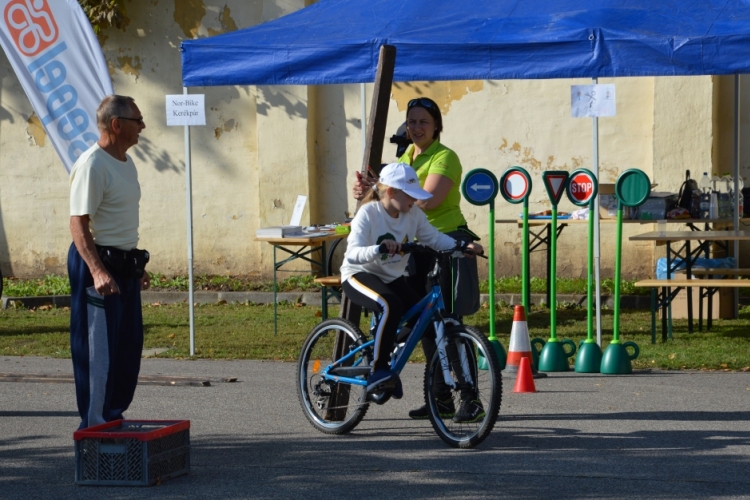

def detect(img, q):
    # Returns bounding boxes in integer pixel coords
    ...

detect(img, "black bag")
[97,246,150,279]
[678,170,699,211]
[443,228,480,316]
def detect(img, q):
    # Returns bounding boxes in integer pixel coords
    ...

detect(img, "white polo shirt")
[70,144,140,251]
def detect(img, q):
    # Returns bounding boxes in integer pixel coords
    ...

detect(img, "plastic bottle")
[718,175,732,219]
[739,177,745,218]
[699,173,712,218]
[711,173,722,193]
[710,192,719,219]
[739,190,745,219]
[690,188,702,219]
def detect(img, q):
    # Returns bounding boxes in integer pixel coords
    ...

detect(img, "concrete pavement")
[1,356,750,499]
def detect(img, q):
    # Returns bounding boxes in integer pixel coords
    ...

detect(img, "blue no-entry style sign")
[462,169,498,206]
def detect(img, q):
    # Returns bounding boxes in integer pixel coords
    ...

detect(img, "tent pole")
[592,78,602,346]
[733,74,741,318]
[184,86,196,356]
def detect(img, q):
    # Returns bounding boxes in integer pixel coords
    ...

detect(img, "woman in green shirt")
[353,97,481,422]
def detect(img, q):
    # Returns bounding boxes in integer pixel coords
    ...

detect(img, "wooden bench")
[634,278,750,343]
[314,275,342,310]
[685,268,750,277]
[313,275,342,287]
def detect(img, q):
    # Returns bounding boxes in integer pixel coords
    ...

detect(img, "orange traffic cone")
[503,305,538,375]
[512,357,537,393]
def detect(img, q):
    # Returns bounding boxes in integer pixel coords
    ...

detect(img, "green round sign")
[615,169,650,208]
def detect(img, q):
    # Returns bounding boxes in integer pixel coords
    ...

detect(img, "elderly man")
[68,95,149,429]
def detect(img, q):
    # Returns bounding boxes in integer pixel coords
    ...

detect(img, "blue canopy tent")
[182,0,750,85]
[179,0,750,350]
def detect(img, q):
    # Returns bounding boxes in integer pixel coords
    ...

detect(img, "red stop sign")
[568,173,595,204]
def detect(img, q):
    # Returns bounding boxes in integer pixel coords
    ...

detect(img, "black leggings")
[342,273,420,372]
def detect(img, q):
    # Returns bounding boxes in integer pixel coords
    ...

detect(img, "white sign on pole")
[571,84,616,118]
[166,94,206,126]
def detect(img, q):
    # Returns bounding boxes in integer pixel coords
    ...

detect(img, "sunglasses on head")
[408,98,438,110]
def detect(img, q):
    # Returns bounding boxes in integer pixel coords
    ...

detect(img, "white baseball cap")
[378,162,433,200]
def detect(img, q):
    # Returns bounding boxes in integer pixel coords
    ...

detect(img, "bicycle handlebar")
[377,241,486,259]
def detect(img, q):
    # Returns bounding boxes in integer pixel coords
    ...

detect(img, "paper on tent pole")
[290,195,307,226]
[571,84,616,118]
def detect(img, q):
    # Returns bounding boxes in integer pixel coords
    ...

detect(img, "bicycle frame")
[320,258,471,391]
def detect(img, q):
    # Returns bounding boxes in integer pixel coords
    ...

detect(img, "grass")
[480,276,648,295]
[1,300,749,371]
[2,275,72,297]
[2,273,320,296]
[4,274,653,297]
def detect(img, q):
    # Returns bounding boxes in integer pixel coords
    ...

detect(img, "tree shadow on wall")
[255,86,308,119]
[129,134,182,174]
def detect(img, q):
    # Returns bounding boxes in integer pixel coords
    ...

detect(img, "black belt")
[96,245,150,278]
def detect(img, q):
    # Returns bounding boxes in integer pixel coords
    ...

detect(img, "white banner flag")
[0,0,113,173]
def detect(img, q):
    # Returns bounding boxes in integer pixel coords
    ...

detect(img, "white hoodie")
[340,201,456,284]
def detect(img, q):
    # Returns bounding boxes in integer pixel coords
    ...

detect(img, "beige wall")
[0,0,745,280]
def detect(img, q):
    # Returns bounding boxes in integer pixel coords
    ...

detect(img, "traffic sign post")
[601,169,648,375]
[566,169,602,373]
[537,171,578,372]
[500,167,532,312]
[461,169,505,368]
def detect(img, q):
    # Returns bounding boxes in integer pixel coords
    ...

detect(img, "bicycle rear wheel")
[297,318,370,434]
[424,324,502,448]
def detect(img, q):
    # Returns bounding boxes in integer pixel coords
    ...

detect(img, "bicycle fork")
[434,319,474,390]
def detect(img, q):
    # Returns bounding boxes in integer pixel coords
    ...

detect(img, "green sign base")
[478,340,506,371]
[537,339,576,372]
[574,340,603,373]
[600,341,640,374]
[531,337,545,371]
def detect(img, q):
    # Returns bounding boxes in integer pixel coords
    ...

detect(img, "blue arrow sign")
[462,169,498,206]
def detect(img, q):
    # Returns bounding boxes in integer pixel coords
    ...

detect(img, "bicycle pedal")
[368,379,397,393]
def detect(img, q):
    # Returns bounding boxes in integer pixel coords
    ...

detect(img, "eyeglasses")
[117,116,144,126]
[407,98,438,110]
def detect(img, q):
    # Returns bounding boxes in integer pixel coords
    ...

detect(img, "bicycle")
[297,242,502,448]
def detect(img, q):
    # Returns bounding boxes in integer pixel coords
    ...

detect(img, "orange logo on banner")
[4,0,58,57]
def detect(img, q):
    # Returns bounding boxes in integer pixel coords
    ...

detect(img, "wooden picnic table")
[630,230,750,339]
[256,232,346,334]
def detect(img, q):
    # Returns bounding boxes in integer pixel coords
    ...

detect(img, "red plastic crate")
[74,420,190,486]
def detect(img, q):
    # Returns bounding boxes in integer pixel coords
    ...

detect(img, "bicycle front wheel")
[297,319,370,435]
[424,324,502,448]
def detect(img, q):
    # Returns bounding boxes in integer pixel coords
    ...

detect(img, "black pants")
[68,243,143,429]
[342,273,420,372]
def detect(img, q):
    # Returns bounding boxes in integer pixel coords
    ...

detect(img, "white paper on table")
[290,195,307,226]
[571,84,616,118]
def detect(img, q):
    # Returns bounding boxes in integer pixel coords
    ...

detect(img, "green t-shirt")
[399,140,467,233]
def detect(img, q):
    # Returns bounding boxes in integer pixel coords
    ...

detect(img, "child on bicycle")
[340,162,483,401]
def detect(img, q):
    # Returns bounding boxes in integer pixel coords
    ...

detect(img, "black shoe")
[452,398,486,423]
[392,378,403,399]
[408,397,455,420]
